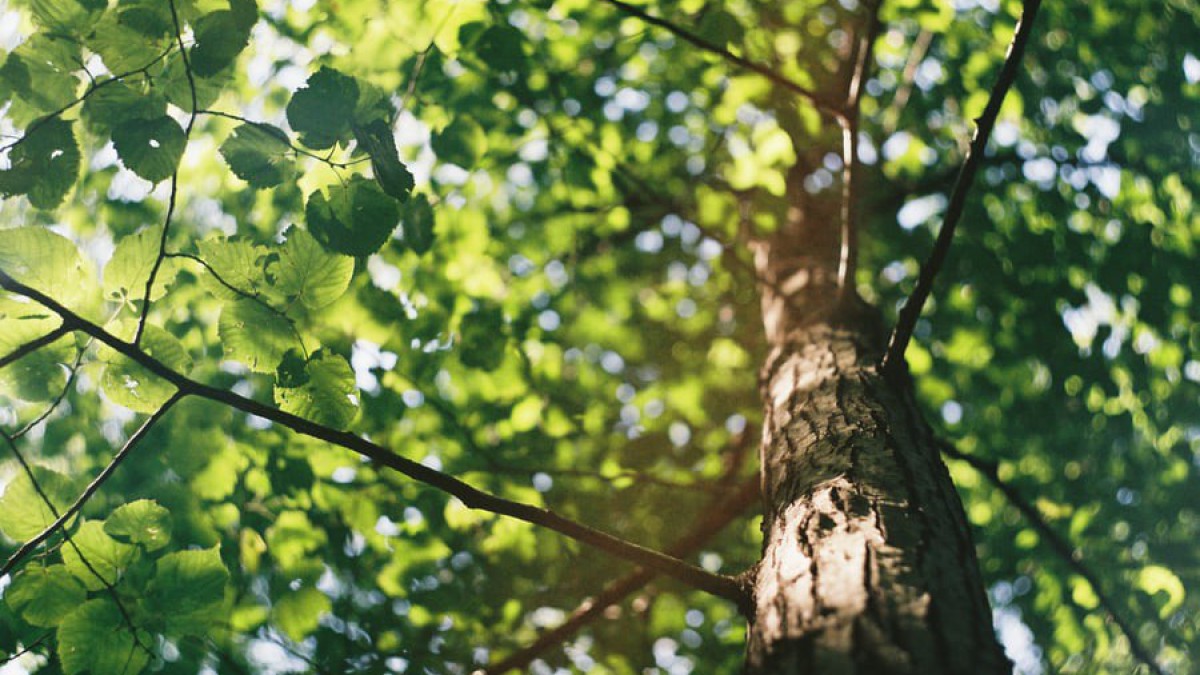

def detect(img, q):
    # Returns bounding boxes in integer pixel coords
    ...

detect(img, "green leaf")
[305,175,400,256]
[61,520,137,591]
[158,52,230,112]
[0,35,80,124]
[83,11,170,74]
[145,547,229,635]
[218,122,295,189]
[286,66,359,150]
[5,564,87,627]
[0,117,80,209]
[80,78,167,134]
[190,5,255,77]
[271,586,331,641]
[103,226,178,305]
[195,236,269,300]
[400,193,436,255]
[458,304,507,371]
[697,9,745,47]
[0,296,73,401]
[1138,565,1186,618]
[57,599,150,675]
[218,299,296,372]
[473,24,525,72]
[104,499,172,551]
[30,0,106,34]
[112,115,187,183]
[353,118,414,200]
[274,349,358,428]
[274,226,355,310]
[100,323,190,413]
[0,466,77,542]
[0,226,100,318]
[431,115,487,168]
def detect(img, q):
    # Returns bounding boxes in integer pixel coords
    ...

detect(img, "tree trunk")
[743,239,1009,673]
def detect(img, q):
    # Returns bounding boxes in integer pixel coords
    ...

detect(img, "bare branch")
[836,1,883,294]
[0,394,182,579]
[595,0,841,117]
[940,442,1168,675]
[484,476,760,674]
[0,269,746,604]
[881,0,1042,373]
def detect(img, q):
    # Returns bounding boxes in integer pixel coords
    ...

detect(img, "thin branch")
[0,269,745,604]
[939,442,1168,675]
[484,476,760,674]
[0,632,51,667]
[881,0,1042,373]
[0,394,182,579]
[0,324,69,370]
[882,29,935,136]
[0,430,152,655]
[134,0,198,346]
[0,46,174,155]
[595,0,841,117]
[11,342,86,439]
[836,1,883,294]
[198,109,370,169]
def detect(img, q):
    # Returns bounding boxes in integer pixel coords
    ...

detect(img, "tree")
[0,0,1195,672]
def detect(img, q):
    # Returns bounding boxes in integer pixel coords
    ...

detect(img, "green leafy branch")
[486,454,761,673]
[0,395,182,580]
[881,0,1044,374]
[201,108,371,170]
[0,430,155,661]
[940,441,1168,675]
[133,0,201,347]
[0,268,749,605]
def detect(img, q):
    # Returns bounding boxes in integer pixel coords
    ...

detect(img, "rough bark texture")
[743,238,1009,673]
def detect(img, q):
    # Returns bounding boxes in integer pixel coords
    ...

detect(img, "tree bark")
[743,238,1009,673]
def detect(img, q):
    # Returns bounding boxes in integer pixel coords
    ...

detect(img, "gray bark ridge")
[745,313,1009,674]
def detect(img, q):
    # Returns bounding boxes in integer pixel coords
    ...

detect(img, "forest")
[0,0,1197,673]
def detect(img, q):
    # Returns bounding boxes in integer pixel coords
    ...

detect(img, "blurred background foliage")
[0,0,1196,672]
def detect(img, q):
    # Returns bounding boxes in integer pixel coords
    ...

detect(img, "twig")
[0,632,51,667]
[595,0,841,117]
[483,476,760,673]
[939,442,1168,675]
[0,430,152,655]
[134,0,199,346]
[0,269,746,604]
[836,1,883,295]
[0,324,69,370]
[198,109,371,169]
[880,0,1042,373]
[0,47,175,155]
[11,342,86,439]
[0,394,182,579]
[882,29,935,136]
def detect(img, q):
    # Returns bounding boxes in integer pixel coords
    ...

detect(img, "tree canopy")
[0,0,1197,673]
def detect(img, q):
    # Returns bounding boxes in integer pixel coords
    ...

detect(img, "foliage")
[0,0,1196,673]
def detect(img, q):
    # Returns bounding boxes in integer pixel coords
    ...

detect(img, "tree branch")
[0,269,746,605]
[595,0,841,117]
[881,0,1042,373]
[0,394,182,579]
[134,0,198,346]
[0,324,69,370]
[484,476,760,674]
[837,1,883,294]
[939,442,1168,675]
[0,429,152,655]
